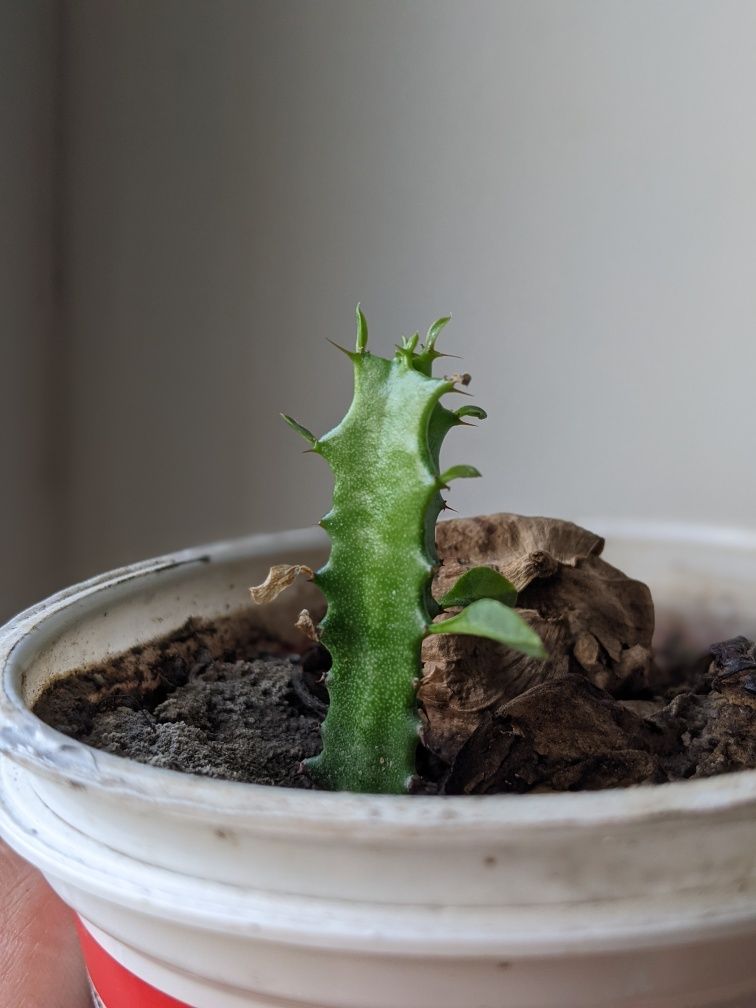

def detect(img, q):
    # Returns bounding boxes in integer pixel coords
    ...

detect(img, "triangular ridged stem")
[306,352,453,793]
[272,313,547,793]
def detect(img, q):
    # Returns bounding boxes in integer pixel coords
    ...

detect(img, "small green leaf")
[426,315,451,351]
[355,304,368,352]
[426,598,546,658]
[438,566,517,609]
[281,413,318,447]
[455,404,487,421]
[438,464,481,486]
[414,316,452,377]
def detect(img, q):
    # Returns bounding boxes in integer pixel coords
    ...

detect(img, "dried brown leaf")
[295,609,320,643]
[249,564,314,605]
[444,675,661,795]
[420,514,655,770]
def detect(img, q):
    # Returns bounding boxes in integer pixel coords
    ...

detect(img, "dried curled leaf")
[421,609,570,765]
[445,675,661,795]
[295,609,320,643]
[249,564,314,605]
[420,514,655,769]
[435,513,604,592]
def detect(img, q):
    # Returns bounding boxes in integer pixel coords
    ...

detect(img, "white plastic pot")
[1,521,756,1008]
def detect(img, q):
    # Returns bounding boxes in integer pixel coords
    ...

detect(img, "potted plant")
[1,311,755,1008]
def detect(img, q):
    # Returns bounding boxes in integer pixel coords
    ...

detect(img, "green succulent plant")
[251,308,545,794]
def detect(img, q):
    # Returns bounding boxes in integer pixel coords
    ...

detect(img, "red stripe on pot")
[76,919,192,1008]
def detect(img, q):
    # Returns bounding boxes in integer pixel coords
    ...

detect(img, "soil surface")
[33,617,324,788]
[34,515,756,794]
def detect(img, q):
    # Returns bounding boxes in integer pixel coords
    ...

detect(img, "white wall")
[60,1,756,583]
[0,1,58,618]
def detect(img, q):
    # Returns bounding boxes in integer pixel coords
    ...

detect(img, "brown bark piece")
[420,514,655,767]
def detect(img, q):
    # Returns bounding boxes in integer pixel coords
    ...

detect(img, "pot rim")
[2,520,756,836]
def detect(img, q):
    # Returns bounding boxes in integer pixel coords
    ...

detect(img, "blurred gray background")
[3,0,756,620]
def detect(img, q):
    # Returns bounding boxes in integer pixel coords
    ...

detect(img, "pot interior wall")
[12,534,327,708]
[598,522,756,653]
[10,520,756,712]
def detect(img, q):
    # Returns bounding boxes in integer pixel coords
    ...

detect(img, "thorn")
[296,761,307,776]
[327,337,356,359]
[315,673,326,685]
[442,503,458,512]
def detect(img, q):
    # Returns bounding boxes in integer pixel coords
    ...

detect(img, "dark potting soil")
[32,619,756,795]
[33,617,325,789]
[33,515,756,795]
